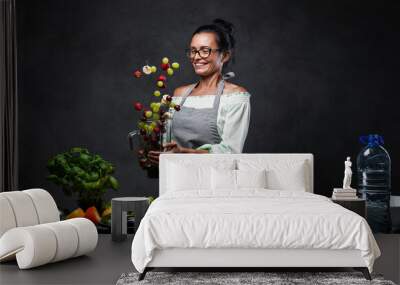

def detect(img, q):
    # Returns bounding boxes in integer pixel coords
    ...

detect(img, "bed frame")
[139,154,371,280]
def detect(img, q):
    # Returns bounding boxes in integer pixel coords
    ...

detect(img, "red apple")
[153,126,160,133]
[134,102,143,111]
[161,63,170,70]
[133,70,142,78]
[157,75,167,82]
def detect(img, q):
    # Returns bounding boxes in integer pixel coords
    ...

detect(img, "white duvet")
[131,190,380,273]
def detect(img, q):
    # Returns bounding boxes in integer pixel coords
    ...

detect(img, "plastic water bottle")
[357,134,391,233]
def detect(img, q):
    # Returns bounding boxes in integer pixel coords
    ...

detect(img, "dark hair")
[192,18,236,67]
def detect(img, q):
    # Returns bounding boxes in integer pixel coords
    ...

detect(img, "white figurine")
[343,157,353,189]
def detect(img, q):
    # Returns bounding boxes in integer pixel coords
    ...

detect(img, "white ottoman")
[0,189,98,269]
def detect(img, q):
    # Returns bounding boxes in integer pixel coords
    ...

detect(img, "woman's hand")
[163,141,186,153]
[148,141,209,165]
[147,141,187,165]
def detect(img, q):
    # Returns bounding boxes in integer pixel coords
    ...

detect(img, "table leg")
[112,201,124,241]
[134,202,147,232]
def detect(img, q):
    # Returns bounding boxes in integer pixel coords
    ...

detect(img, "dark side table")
[331,198,366,218]
[111,197,149,242]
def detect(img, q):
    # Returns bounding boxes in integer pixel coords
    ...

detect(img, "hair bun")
[212,18,234,35]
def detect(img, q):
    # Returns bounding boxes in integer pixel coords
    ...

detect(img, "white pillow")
[237,159,308,191]
[236,169,267,188]
[211,168,268,190]
[167,159,235,192]
[211,168,236,190]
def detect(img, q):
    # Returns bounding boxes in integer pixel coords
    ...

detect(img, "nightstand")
[331,198,366,218]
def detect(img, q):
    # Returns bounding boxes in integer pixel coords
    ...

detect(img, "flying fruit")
[152,105,160,113]
[157,75,167,82]
[150,66,157,73]
[161,95,169,104]
[171,62,180,69]
[133,70,142,78]
[157,80,165,88]
[161,63,170,70]
[142,65,152,75]
[162,112,172,119]
[166,95,172,102]
[174,105,181,111]
[162,57,169,64]
[138,121,145,129]
[145,110,153,118]
[167,68,174,76]
[169,102,176,108]
[153,126,160,133]
[152,113,160,120]
[67,208,85,219]
[148,124,154,132]
[134,102,143,111]
[85,206,101,224]
[153,90,161,97]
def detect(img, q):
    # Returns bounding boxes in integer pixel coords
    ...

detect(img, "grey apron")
[171,72,235,149]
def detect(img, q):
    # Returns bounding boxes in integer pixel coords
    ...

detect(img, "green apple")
[171,62,179,69]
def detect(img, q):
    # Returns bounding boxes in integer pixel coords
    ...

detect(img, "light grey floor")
[1,234,399,285]
[0,234,135,285]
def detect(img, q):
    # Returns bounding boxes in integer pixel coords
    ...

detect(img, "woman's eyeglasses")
[185,47,221,59]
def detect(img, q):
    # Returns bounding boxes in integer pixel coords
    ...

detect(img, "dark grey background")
[16,0,400,209]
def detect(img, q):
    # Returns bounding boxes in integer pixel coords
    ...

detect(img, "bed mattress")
[131,190,380,273]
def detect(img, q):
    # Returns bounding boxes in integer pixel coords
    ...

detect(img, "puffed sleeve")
[196,92,251,153]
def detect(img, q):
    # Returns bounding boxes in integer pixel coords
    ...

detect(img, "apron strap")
[213,72,235,109]
[178,83,197,107]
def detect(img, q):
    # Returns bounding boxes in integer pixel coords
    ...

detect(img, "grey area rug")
[116,272,396,285]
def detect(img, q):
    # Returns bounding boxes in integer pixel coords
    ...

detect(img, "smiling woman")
[148,19,251,165]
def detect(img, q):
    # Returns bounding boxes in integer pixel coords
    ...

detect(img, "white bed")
[131,154,380,280]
